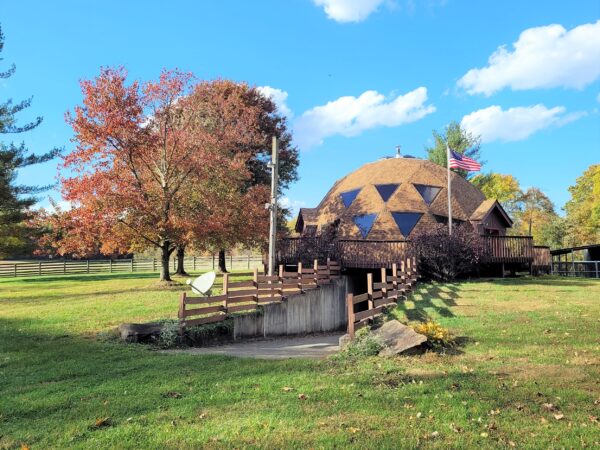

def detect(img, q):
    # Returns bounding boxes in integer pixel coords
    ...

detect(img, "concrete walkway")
[166,334,343,359]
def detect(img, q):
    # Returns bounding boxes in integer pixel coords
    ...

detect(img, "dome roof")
[302,157,486,240]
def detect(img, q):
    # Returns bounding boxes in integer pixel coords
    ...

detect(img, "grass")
[1,272,599,449]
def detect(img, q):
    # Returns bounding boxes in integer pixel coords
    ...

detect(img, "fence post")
[39,262,42,276]
[178,292,186,335]
[596,261,599,279]
[230,254,233,271]
[367,272,373,311]
[314,259,319,286]
[109,259,112,273]
[63,260,66,275]
[212,254,215,270]
[392,263,398,291]
[381,267,387,302]
[193,256,196,271]
[14,264,17,277]
[347,293,355,338]
[87,260,90,274]
[248,254,251,270]
[222,273,229,313]
[152,258,156,272]
[298,262,303,293]
[131,258,134,272]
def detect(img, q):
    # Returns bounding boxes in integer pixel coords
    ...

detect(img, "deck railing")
[482,235,534,264]
[279,234,535,269]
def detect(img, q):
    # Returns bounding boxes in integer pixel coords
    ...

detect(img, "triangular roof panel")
[391,212,423,237]
[340,188,361,208]
[414,184,441,206]
[374,183,400,202]
[353,214,377,238]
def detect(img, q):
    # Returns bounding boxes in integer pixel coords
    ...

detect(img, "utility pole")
[268,136,279,276]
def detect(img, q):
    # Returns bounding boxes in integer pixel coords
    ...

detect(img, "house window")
[414,184,441,206]
[433,215,465,226]
[374,183,399,202]
[353,214,377,238]
[339,188,361,208]
[391,212,423,237]
[304,225,317,236]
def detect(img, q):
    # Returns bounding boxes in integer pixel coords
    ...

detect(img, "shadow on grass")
[396,282,460,321]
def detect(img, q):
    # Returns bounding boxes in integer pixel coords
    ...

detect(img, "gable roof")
[470,199,513,227]
[295,208,318,232]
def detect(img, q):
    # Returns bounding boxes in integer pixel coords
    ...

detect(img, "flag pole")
[446,143,453,236]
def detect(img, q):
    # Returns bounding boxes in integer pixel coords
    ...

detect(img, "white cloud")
[294,87,435,149]
[313,0,387,23]
[459,20,600,96]
[257,86,293,118]
[280,196,306,215]
[461,104,584,143]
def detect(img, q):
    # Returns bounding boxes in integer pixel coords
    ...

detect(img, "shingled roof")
[295,157,494,239]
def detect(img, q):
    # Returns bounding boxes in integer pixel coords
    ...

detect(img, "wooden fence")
[0,255,263,278]
[347,256,418,338]
[482,235,534,264]
[532,246,551,274]
[178,260,341,332]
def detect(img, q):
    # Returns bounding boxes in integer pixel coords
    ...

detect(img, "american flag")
[448,148,481,171]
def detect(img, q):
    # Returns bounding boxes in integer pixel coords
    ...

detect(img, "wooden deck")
[278,235,534,269]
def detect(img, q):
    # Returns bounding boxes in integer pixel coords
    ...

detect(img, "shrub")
[410,223,488,281]
[156,319,180,348]
[413,321,455,350]
[341,327,384,358]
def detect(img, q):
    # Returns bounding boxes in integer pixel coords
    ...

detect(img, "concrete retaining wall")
[233,276,350,340]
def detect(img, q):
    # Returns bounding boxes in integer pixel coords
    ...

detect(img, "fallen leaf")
[542,403,557,412]
[416,412,422,418]
[430,431,439,438]
[480,432,488,438]
[164,391,182,399]
[348,427,360,434]
[508,441,516,447]
[298,393,308,400]
[199,413,208,419]
[20,445,30,450]
[282,387,294,392]
[93,417,111,428]
[554,413,564,421]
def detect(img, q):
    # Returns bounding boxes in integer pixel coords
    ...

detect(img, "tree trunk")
[175,245,188,276]
[160,243,173,282]
[218,249,228,273]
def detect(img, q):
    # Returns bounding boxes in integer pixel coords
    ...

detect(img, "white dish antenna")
[186,271,216,296]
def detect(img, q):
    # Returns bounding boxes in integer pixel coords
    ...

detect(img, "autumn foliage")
[55,68,290,280]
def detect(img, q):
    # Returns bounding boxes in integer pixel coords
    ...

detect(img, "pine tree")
[0,24,60,257]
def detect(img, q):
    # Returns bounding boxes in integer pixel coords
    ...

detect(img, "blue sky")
[2,0,599,216]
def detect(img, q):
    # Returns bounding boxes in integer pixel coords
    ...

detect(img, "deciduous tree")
[61,68,257,281]
[564,164,600,246]
[471,172,522,217]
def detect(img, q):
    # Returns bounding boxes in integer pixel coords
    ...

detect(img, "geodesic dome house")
[295,156,512,240]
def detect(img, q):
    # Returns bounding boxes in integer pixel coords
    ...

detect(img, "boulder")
[118,322,163,343]
[338,333,352,350]
[374,320,427,356]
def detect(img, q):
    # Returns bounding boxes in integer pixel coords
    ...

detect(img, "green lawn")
[1,272,599,449]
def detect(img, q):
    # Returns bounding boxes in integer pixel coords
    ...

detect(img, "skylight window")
[391,212,423,237]
[353,214,377,238]
[339,188,361,208]
[374,183,399,202]
[414,184,441,206]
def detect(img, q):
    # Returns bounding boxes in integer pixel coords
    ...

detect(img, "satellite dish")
[186,271,216,296]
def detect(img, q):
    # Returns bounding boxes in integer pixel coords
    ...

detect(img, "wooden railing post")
[347,293,355,338]
[314,259,319,286]
[298,262,303,293]
[367,273,373,311]
[253,268,259,305]
[392,263,398,291]
[222,273,229,312]
[380,267,387,301]
[178,292,187,335]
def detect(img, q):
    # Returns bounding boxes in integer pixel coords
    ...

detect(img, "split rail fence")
[0,255,263,278]
[347,256,418,338]
[178,259,341,332]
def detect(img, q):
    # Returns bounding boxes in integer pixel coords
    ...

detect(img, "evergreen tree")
[425,121,483,179]
[0,24,60,257]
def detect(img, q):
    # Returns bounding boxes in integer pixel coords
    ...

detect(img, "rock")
[118,322,163,343]
[374,320,427,356]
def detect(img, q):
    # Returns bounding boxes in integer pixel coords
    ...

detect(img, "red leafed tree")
[60,68,262,281]
[184,80,299,272]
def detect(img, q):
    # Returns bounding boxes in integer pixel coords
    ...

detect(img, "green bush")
[341,328,384,358]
